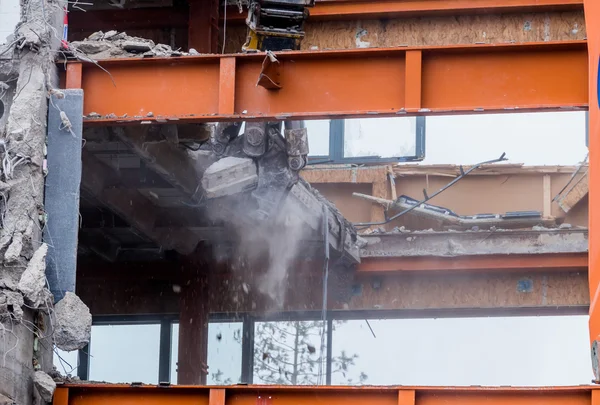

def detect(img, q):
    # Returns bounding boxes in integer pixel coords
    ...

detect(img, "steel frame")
[53,385,600,405]
[78,305,589,386]
[58,0,600,396]
[585,0,600,348]
[63,41,588,125]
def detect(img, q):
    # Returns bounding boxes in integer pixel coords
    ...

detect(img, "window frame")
[308,116,426,165]
[78,305,586,386]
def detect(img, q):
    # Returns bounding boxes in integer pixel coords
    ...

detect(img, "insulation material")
[224,11,585,52]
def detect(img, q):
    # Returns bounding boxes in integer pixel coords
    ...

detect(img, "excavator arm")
[243,0,315,52]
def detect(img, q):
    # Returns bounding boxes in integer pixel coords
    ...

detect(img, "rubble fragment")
[122,40,154,53]
[69,31,191,60]
[53,292,92,352]
[18,243,48,307]
[33,371,56,403]
[0,393,15,405]
[0,290,24,321]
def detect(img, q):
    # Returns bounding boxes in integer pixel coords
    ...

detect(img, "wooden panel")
[224,11,586,52]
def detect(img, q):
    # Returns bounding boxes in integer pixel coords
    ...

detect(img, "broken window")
[331,316,592,386]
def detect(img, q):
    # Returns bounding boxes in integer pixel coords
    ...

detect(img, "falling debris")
[33,370,56,402]
[53,292,92,351]
[306,344,316,354]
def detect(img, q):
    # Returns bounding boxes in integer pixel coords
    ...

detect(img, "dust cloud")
[205,187,309,309]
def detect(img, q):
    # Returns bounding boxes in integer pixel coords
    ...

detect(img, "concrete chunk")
[54,292,91,352]
[122,40,153,52]
[72,41,110,54]
[18,243,48,307]
[34,371,56,403]
[202,157,258,198]
[0,393,16,405]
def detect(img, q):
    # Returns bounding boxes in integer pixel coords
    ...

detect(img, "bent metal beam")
[62,41,588,125]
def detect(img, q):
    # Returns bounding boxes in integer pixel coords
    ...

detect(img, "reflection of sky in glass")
[171,323,179,383]
[207,322,243,384]
[344,117,417,158]
[77,315,592,387]
[332,316,592,386]
[416,111,587,165]
[172,322,243,385]
[88,324,160,384]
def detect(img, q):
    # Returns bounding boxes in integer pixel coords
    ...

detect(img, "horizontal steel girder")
[54,385,600,405]
[62,41,589,125]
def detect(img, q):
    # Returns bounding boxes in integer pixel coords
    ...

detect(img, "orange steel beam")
[584,0,600,376]
[52,385,600,405]
[358,253,589,273]
[67,0,583,33]
[67,41,588,125]
[221,0,584,22]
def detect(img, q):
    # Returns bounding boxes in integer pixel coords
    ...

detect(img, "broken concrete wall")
[0,0,90,403]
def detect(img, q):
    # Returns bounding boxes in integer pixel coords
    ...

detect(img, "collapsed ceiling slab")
[80,123,361,264]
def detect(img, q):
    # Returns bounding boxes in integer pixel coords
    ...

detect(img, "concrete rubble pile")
[70,30,200,60]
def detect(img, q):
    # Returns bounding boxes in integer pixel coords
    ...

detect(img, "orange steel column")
[178,259,210,385]
[586,0,600,381]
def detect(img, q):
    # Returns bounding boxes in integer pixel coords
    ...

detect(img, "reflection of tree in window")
[253,320,367,385]
[208,323,243,385]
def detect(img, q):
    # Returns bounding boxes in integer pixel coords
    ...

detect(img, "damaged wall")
[305,168,589,231]
[223,10,586,52]
[0,0,91,404]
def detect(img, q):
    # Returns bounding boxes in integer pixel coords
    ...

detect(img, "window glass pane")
[170,322,243,385]
[343,117,417,158]
[254,320,327,385]
[207,322,243,384]
[332,316,592,386]
[171,323,179,384]
[53,347,78,376]
[305,120,330,156]
[89,324,160,384]
[417,111,587,165]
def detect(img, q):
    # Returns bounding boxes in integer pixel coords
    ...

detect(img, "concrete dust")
[206,189,309,308]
